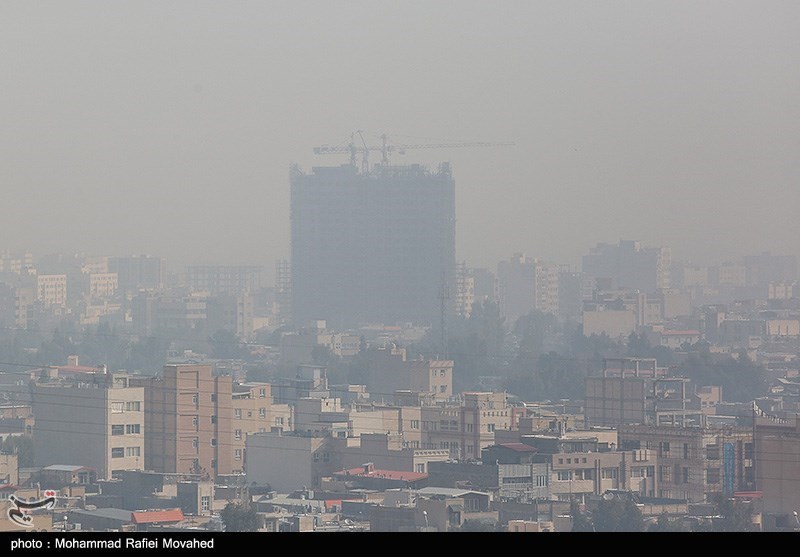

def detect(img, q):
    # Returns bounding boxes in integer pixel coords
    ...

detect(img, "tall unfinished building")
[290,163,455,329]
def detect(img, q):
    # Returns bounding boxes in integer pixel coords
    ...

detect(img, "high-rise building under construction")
[290,163,455,329]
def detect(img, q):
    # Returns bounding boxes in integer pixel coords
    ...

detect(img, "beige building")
[137,364,232,479]
[88,272,118,299]
[582,309,636,339]
[31,371,144,479]
[364,347,453,402]
[336,432,449,474]
[36,274,67,307]
[619,423,754,502]
[0,453,18,485]
[755,414,800,523]
[246,431,337,491]
[230,382,292,474]
[421,392,511,460]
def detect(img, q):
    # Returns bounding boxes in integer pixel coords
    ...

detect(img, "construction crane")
[313,131,515,173]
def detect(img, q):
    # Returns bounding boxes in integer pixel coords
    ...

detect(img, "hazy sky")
[2,1,798,279]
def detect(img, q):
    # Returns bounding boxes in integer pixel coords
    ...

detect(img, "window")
[192,438,199,449]
[439,385,447,393]
[211,438,217,447]
[193,416,199,429]
[487,423,495,432]
[706,445,720,460]
[235,429,242,440]
[192,394,198,405]
[126,424,140,435]
[259,408,266,419]
[110,402,124,414]
[111,425,125,436]
[211,394,217,402]
[466,423,473,433]
[601,468,619,479]
[410,420,419,429]
[234,449,242,461]
[706,468,720,484]
[211,415,217,424]
[125,401,141,412]
[744,443,754,460]
[275,417,284,426]
[683,443,689,459]
[682,467,689,484]
[659,441,670,457]
[111,447,125,458]
[416,464,425,473]
[557,470,573,481]
[259,388,266,398]
[234,409,242,419]
[211,459,217,469]
[125,446,140,457]
[201,496,210,512]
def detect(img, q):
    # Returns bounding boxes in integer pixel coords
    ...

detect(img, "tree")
[711,495,755,532]
[570,500,594,532]
[219,502,260,532]
[592,497,644,532]
[458,519,499,532]
[208,329,246,360]
[1,435,33,467]
[648,512,687,532]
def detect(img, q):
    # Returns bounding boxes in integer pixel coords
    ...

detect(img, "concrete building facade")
[31,372,144,479]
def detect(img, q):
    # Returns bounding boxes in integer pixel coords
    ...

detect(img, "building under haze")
[290,163,455,329]
[31,370,144,479]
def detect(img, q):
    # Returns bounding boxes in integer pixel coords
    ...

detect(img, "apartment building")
[137,364,232,479]
[36,274,67,307]
[230,382,292,474]
[755,414,800,526]
[619,423,754,502]
[421,392,511,460]
[31,371,144,479]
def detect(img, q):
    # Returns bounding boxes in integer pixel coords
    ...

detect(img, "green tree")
[219,502,260,532]
[570,500,594,532]
[208,329,246,360]
[711,495,755,532]
[1,435,33,467]
[648,512,687,532]
[458,519,499,532]
[592,497,644,532]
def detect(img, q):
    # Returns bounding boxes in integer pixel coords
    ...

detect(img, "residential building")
[36,274,67,307]
[755,413,800,527]
[185,265,263,295]
[230,382,292,474]
[108,255,166,294]
[136,364,232,478]
[31,371,144,479]
[619,423,754,502]
[497,253,560,326]
[421,392,511,460]
[584,359,699,428]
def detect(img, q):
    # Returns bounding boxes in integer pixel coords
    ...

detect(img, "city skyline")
[2,2,798,273]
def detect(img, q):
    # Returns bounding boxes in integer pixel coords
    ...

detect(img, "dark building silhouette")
[290,163,455,328]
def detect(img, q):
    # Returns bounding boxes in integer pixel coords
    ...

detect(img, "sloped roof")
[131,508,184,524]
